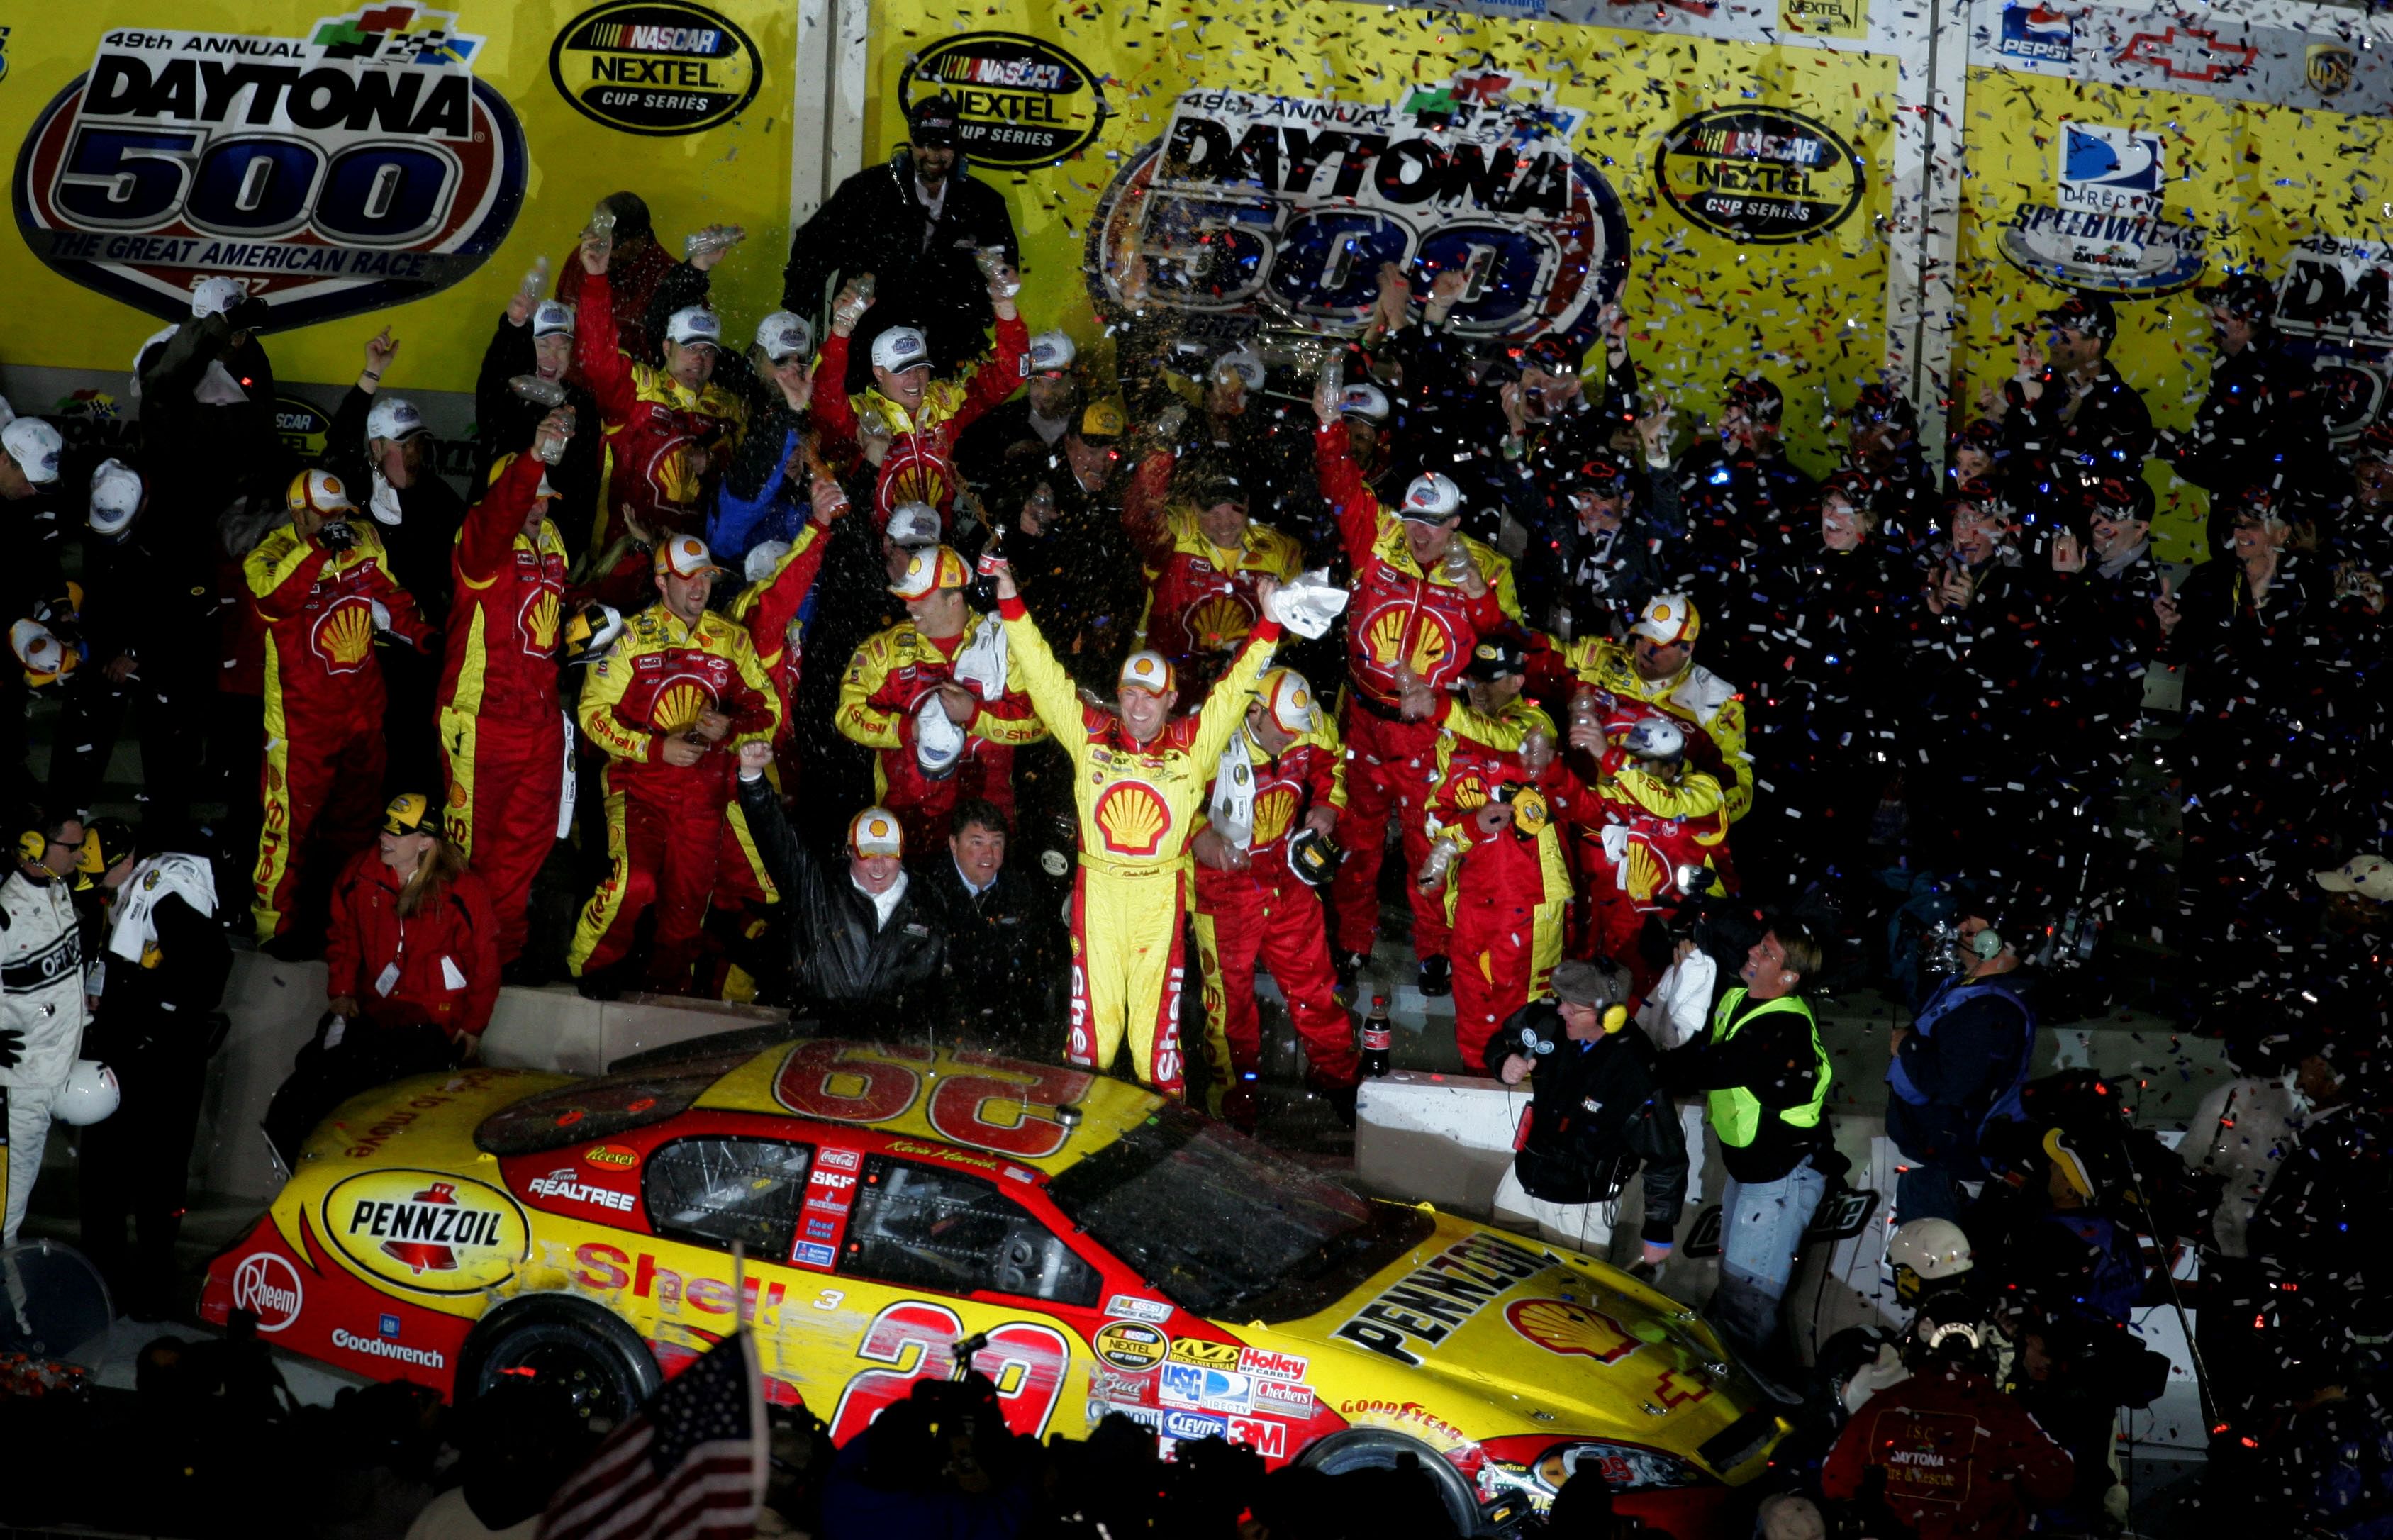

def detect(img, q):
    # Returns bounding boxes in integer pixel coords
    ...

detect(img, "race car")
[201,1037,1782,1532]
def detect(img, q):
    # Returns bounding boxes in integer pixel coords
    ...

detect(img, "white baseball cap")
[849,806,904,857]
[1027,331,1077,375]
[1339,384,1391,423]
[88,459,145,535]
[531,300,576,337]
[884,502,942,549]
[744,538,792,584]
[666,307,722,350]
[755,311,815,363]
[1214,347,1265,392]
[1255,667,1318,736]
[654,534,727,579]
[888,545,967,599]
[2316,854,2393,902]
[190,277,248,318]
[1400,472,1461,521]
[1120,650,1175,696]
[1631,593,1701,647]
[2,418,63,485]
[365,395,428,443]
[871,327,931,374]
[11,619,68,683]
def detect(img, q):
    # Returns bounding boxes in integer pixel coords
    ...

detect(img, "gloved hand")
[1264,568,1350,640]
[0,1026,23,1071]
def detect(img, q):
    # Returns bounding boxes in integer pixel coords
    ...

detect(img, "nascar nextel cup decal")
[1087,71,1627,350]
[322,1168,529,1295]
[1653,107,1863,245]
[549,0,760,136]
[13,6,525,327]
[898,32,1108,171]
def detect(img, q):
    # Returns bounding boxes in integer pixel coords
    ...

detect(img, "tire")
[1295,1427,1488,1536]
[454,1294,662,1429]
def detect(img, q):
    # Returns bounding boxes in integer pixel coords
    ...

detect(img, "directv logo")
[1997,2,2074,60]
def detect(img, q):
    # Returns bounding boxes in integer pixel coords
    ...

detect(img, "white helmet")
[1622,717,1686,764]
[1887,1217,1972,1303]
[56,1059,121,1125]
[914,692,965,778]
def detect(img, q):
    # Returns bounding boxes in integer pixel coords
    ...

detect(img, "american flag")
[536,1331,766,1540]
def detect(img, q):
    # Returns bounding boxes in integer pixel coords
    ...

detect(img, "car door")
[622,1132,815,1390]
[818,1152,1114,1444]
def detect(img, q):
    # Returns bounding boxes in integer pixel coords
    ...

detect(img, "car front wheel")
[1295,1427,1493,1536]
[454,1295,662,1429]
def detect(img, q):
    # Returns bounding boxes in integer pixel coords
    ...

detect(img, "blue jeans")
[1712,1156,1827,1358]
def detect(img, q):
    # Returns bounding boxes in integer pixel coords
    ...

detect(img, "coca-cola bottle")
[1359,995,1392,1079]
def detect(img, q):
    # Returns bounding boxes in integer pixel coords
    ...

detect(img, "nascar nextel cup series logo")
[898,32,1108,171]
[13,6,525,328]
[1087,73,1627,351]
[550,0,760,136]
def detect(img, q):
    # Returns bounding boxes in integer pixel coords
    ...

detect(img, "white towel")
[1207,732,1256,849]
[1265,568,1350,640]
[107,852,218,965]
[952,615,1010,701]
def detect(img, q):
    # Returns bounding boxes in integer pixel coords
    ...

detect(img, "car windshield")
[1046,1103,1432,1320]
[472,1051,755,1156]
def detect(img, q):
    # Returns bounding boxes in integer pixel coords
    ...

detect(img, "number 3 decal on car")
[825,1300,1069,1444]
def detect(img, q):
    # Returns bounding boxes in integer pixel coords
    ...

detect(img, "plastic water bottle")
[517,255,549,306]
[1359,995,1392,1079]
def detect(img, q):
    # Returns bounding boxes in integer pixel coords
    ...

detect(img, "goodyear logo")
[550,0,761,135]
[1656,108,1863,245]
[14,7,525,328]
[900,31,1108,170]
[322,1169,528,1295]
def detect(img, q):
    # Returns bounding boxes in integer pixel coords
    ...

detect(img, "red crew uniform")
[436,452,569,963]
[325,848,501,1042]
[1124,468,1305,680]
[1192,714,1357,1108]
[1577,752,1729,985]
[574,271,746,544]
[728,521,831,791]
[1427,759,1596,1066]
[834,613,1047,856]
[813,318,1027,527]
[246,520,434,942]
[568,605,781,987]
[1315,421,1521,964]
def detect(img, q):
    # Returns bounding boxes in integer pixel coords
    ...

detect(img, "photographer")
[1486,960,1687,1261]
[1887,898,2037,1223]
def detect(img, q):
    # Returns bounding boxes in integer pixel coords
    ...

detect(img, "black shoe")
[1416,954,1451,997]
[1334,950,1366,990]
[576,969,621,1003]
[1318,1083,1359,1128]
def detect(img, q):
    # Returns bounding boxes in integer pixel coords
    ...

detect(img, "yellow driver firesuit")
[1547,596,1754,822]
[997,587,1281,1098]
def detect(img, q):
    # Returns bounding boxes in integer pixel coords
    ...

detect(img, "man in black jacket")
[2162,271,2331,553]
[474,295,601,557]
[916,798,1061,1055]
[74,818,233,1317]
[781,93,1019,381]
[1992,294,2153,494]
[1486,960,1686,1262]
[737,744,947,1034]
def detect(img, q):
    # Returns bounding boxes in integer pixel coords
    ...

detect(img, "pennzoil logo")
[899,31,1108,171]
[323,1169,528,1295]
[550,0,760,136]
[15,7,525,328]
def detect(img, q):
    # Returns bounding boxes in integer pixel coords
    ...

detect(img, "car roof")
[671,1037,1166,1176]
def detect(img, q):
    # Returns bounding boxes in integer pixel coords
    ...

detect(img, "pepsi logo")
[14,6,526,328]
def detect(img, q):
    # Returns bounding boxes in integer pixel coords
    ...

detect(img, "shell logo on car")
[201,1042,1782,1531]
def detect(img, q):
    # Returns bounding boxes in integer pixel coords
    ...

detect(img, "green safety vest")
[1704,987,1831,1149]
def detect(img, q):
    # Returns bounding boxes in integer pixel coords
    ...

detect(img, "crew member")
[1425,751,1585,1068]
[727,477,841,795]
[1487,959,1687,1260]
[76,819,232,1316]
[325,795,498,1053]
[1125,464,1305,688]
[1662,921,1835,1368]
[246,469,435,947]
[836,545,1046,856]
[1191,668,1357,1127]
[1539,593,1754,825]
[435,413,576,966]
[475,293,602,555]
[990,558,1285,1097]
[1569,716,1729,987]
[1312,378,1522,994]
[0,813,90,1247]
[2163,270,2331,552]
[569,535,781,993]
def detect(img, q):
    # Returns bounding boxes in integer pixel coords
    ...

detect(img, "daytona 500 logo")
[13,5,525,326]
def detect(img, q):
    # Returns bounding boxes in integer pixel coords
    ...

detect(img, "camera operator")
[1485,959,1687,1261]
[1887,897,2037,1223]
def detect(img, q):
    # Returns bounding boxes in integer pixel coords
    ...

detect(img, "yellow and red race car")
[201,1039,1781,1532]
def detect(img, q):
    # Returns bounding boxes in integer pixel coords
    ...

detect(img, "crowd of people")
[1,85,2390,1535]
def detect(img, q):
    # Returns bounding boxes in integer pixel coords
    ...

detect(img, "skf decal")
[1331,1231,1549,1365]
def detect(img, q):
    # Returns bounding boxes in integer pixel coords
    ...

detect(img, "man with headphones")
[1888,898,2038,1223]
[1485,959,1687,1262]
[0,810,93,1246]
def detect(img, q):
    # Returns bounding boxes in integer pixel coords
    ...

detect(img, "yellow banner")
[0,0,793,396]
[866,4,1897,476]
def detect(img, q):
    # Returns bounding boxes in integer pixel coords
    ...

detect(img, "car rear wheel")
[1296,1428,1490,1536]
[454,1295,662,1430]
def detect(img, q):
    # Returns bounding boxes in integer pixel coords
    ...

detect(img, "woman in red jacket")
[325,795,500,1053]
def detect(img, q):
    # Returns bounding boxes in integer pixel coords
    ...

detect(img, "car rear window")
[473,1051,755,1156]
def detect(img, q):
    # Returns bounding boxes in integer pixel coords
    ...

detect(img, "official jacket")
[90,857,230,1059]
[325,849,500,1039]
[0,868,87,1090]
[1822,1366,2074,1539]
[438,452,568,725]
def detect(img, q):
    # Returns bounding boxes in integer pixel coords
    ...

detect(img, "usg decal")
[1088,74,1627,350]
[1654,108,1863,245]
[322,1169,528,1295]
[898,31,1108,170]
[549,0,760,136]
[230,1251,304,1332]
[14,6,526,328]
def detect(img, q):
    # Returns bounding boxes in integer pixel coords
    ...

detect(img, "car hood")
[1259,1213,1770,1473]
